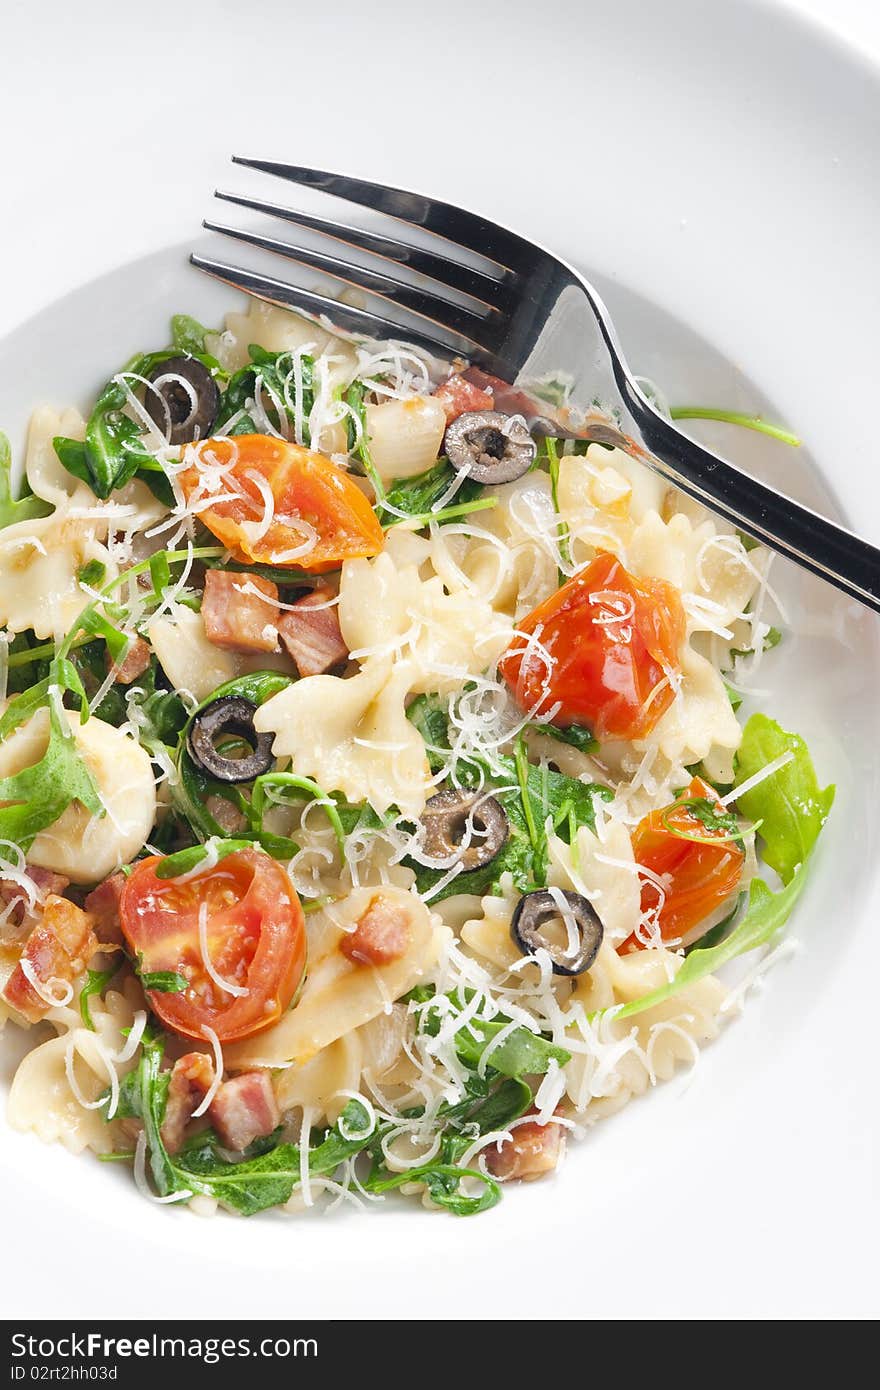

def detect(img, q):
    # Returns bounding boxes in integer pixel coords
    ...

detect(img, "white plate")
[1,0,878,1321]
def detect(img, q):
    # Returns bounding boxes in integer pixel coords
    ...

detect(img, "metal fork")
[192,158,880,615]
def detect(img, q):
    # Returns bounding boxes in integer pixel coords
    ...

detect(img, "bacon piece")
[2,895,98,1022]
[205,794,247,835]
[432,374,494,424]
[202,570,280,654]
[277,588,348,677]
[0,866,69,929]
[462,367,541,420]
[209,1071,279,1151]
[484,1113,565,1182]
[160,1052,214,1155]
[340,894,411,967]
[84,872,127,945]
[107,635,151,685]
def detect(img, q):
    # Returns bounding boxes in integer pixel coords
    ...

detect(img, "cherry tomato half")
[498,551,686,741]
[623,776,745,949]
[119,848,306,1043]
[180,434,385,572]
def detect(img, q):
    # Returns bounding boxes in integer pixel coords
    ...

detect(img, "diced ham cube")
[107,635,151,685]
[432,374,494,424]
[0,866,69,929]
[209,1071,279,1152]
[160,1052,214,1155]
[277,589,348,677]
[84,872,128,945]
[159,1059,279,1155]
[202,570,280,654]
[484,1113,566,1182]
[3,895,98,1022]
[340,894,411,967]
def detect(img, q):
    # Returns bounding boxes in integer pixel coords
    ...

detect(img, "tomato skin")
[119,849,306,1043]
[180,435,384,572]
[498,551,686,741]
[624,776,745,949]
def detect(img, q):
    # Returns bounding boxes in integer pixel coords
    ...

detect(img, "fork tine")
[231,158,528,272]
[189,253,475,358]
[202,219,497,343]
[213,190,508,305]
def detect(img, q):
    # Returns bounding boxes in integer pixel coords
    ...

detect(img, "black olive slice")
[187,696,274,784]
[144,355,220,445]
[443,410,536,484]
[511,889,604,976]
[419,787,509,870]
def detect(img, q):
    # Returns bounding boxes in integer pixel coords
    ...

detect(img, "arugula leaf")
[0,658,88,738]
[543,436,572,580]
[606,721,832,1022]
[56,348,222,499]
[383,458,482,520]
[420,992,570,1077]
[611,865,811,1022]
[362,1162,500,1215]
[333,799,391,839]
[154,838,257,880]
[170,670,294,844]
[659,795,745,846]
[536,722,599,756]
[405,692,611,901]
[4,632,52,696]
[406,692,455,769]
[190,669,293,715]
[171,314,210,355]
[128,1023,528,1216]
[669,407,801,448]
[81,365,161,497]
[736,529,761,553]
[344,379,386,505]
[251,772,345,855]
[463,1076,533,1134]
[130,1037,382,1215]
[77,558,107,588]
[51,437,94,488]
[80,966,118,1030]
[455,1017,570,1077]
[0,686,104,851]
[408,778,537,902]
[172,756,252,842]
[219,344,313,440]
[730,626,782,660]
[0,431,51,527]
[733,714,834,884]
[685,893,744,955]
[138,970,187,993]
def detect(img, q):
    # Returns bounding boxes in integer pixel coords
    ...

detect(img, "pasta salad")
[0,300,833,1216]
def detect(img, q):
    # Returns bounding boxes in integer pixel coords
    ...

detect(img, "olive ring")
[511,889,604,976]
[419,787,509,871]
[187,695,275,784]
[443,410,536,485]
[144,355,220,446]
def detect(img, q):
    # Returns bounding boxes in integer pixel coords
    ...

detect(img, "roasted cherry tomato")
[179,434,384,572]
[498,551,686,741]
[119,848,306,1043]
[623,776,745,949]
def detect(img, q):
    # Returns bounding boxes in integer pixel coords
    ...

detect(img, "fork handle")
[627,396,880,615]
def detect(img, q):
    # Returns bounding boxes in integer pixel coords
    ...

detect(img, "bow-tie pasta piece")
[226,885,449,1070]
